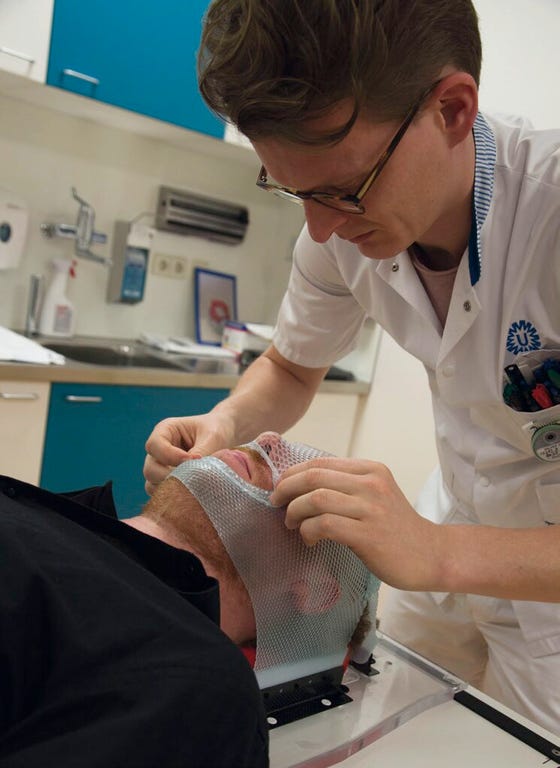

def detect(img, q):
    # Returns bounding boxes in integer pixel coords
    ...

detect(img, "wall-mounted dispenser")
[106,221,152,304]
[0,188,29,270]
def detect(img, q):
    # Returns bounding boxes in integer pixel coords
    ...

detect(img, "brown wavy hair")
[198,0,481,145]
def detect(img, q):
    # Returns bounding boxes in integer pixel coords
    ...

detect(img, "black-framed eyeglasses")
[256,80,441,214]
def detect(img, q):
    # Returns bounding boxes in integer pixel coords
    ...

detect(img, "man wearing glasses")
[145,0,560,734]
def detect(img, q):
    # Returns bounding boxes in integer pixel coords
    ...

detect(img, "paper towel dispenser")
[155,186,249,245]
[0,189,29,270]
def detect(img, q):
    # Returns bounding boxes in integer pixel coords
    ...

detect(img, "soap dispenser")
[38,258,76,337]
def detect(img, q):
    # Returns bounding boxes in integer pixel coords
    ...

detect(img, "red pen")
[532,383,553,409]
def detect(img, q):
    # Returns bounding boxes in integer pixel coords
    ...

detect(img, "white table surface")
[269,635,560,768]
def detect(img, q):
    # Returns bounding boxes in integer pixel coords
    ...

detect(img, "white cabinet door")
[283,393,360,457]
[0,0,54,82]
[0,380,50,484]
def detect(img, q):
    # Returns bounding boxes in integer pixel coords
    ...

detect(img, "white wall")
[350,329,437,505]
[351,0,560,504]
[476,0,560,128]
[0,92,304,339]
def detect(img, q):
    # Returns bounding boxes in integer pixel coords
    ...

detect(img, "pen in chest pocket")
[503,359,560,411]
[504,364,540,411]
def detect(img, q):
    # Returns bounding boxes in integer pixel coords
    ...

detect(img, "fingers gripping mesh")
[171,432,379,688]
[249,431,334,486]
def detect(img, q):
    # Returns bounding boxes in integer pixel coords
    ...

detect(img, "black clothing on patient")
[0,476,268,768]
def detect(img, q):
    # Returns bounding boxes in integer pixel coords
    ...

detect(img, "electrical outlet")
[151,253,189,279]
[172,256,188,278]
[151,252,174,277]
[191,260,209,272]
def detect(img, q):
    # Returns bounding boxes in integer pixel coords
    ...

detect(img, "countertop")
[0,334,370,395]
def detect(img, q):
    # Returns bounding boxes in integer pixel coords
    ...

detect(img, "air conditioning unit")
[155,186,249,245]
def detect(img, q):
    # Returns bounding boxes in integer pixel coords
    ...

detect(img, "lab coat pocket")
[535,475,560,525]
[502,350,560,460]
[511,600,560,658]
[511,476,560,658]
[504,402,560,460]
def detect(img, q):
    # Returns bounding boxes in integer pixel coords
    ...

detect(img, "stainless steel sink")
[44,342,185,370]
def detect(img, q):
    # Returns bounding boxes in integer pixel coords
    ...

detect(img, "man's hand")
[143,414,235,495]
[143,345,327,495]
[270,457,447,592]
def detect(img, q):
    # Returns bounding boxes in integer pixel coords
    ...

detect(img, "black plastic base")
[261,665,352,729]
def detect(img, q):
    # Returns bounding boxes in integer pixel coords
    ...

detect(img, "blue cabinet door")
[46,0,224,138]
[40,383,229,518]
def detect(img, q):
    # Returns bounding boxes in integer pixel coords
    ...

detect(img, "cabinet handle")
[62,68,100,87]
[0,45,35,64]
[65,395,103,403]
[0,392,39,401]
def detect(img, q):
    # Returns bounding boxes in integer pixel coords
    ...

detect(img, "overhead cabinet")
[46,0,224,138]
[0,0,54,82]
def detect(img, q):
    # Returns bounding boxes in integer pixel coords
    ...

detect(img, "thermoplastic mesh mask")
[171,432,379,688]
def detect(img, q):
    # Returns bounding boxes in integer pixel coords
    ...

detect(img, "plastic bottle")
[38,258,76,337]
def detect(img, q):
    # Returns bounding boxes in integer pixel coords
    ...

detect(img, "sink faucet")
[41,187,111,266]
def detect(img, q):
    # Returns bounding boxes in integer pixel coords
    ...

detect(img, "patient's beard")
[122,475,203,553]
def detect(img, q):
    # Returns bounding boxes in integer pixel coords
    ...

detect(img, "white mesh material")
[171,432,379,688]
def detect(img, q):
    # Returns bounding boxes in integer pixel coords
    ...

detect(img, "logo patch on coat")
[506,320,541,355]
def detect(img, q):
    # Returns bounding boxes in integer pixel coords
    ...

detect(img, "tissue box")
[221,322,272,355]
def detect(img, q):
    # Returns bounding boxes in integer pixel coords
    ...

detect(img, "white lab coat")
[273,113,560,726]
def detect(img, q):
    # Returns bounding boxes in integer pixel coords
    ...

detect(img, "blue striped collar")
[468,112,496,285]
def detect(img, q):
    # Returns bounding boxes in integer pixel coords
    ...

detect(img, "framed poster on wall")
[194,267,238,345]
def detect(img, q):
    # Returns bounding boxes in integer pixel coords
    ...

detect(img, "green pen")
[503,382,525,411]
[547,369,560,388]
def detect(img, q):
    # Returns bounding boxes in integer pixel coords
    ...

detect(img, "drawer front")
[0,380,50,484]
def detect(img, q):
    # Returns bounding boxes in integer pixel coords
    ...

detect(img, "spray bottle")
[38,258,76,337]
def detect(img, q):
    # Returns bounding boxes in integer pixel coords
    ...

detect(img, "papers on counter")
[243,323,274,341]
[139,331,237,359]
[0,326,65,365]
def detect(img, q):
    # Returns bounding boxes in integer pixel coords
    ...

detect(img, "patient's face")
[211,446,273,490]
[127,438,277,645]
[130,433,347,650]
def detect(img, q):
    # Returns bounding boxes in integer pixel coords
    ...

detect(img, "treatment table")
[269,633,560,768]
